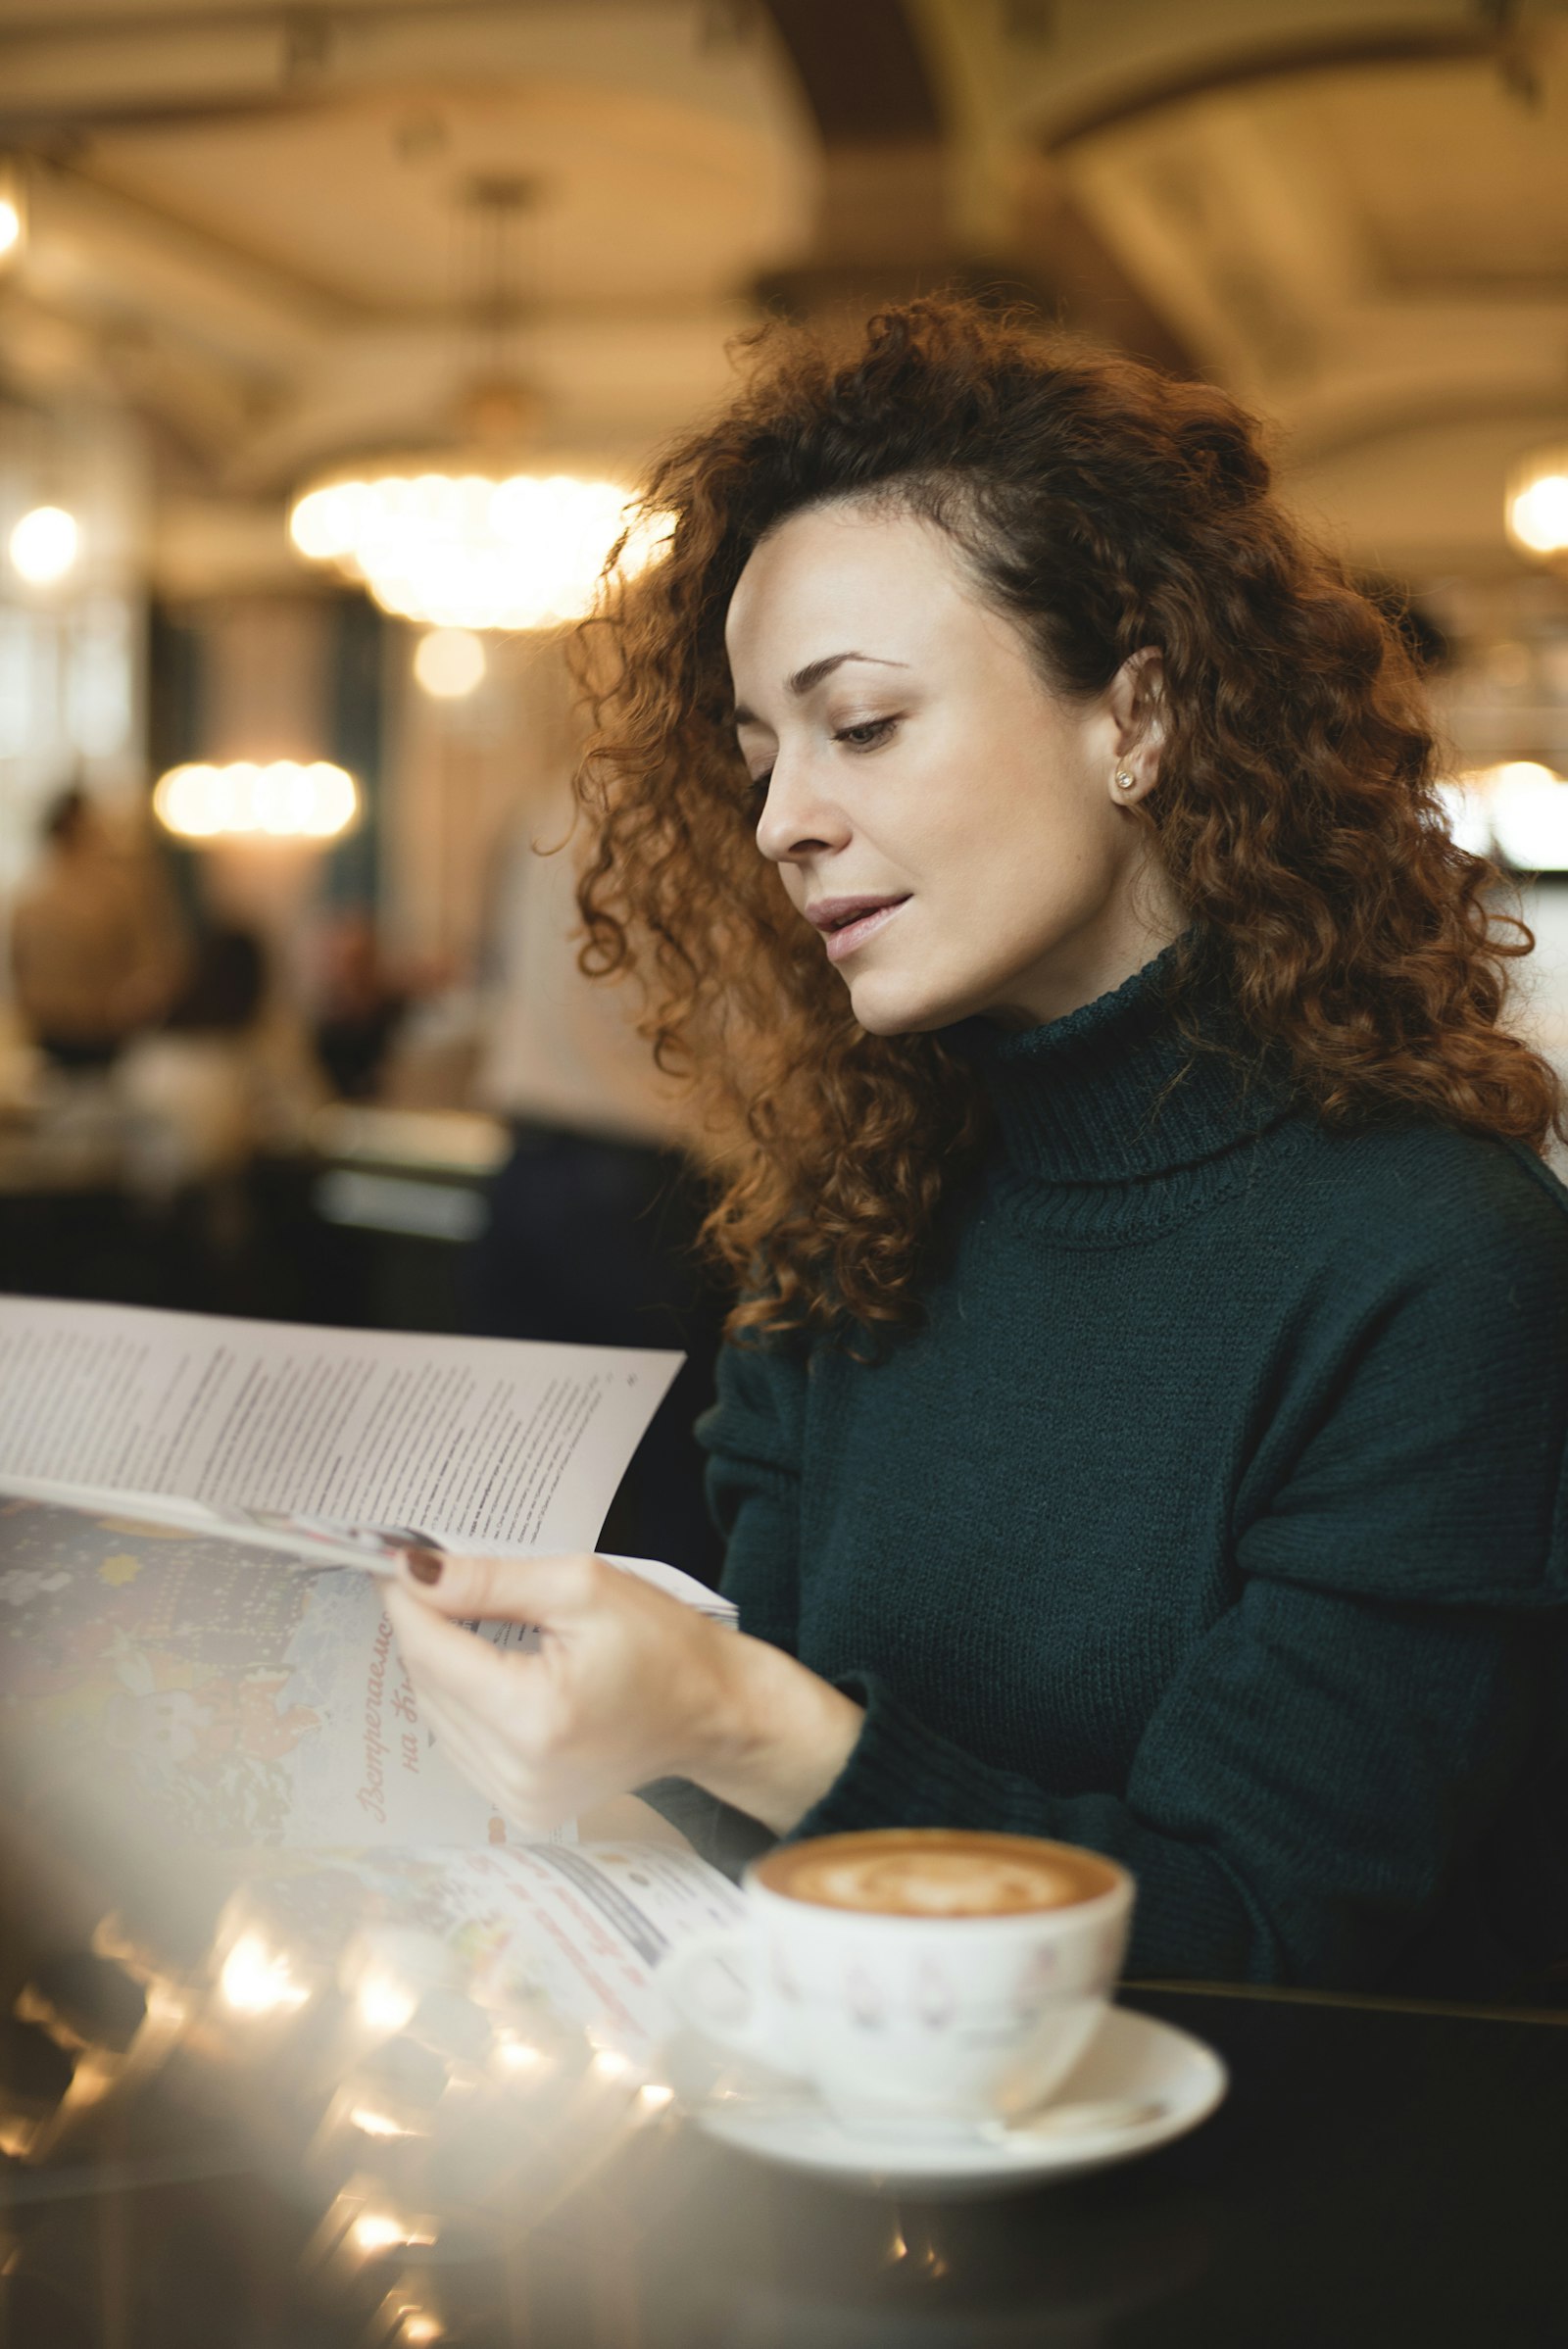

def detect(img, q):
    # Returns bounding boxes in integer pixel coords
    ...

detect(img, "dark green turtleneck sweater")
[691,935,1568,1996]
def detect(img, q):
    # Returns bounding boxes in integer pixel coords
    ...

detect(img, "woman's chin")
[845,977,966,1043]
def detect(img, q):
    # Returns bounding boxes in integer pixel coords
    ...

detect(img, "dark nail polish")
[406,1548,444,1587]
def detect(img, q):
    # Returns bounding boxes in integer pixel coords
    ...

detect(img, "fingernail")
[404,1547,445,1587]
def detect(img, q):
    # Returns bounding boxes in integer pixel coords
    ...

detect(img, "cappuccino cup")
[658,1828,1133,2133]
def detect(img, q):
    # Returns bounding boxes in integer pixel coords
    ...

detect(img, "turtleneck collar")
[936,927,1301,1187]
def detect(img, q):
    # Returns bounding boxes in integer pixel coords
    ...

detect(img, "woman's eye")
[748,770,773,801]
[835,717,897,751]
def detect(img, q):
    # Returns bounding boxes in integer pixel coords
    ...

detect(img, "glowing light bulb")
[10,505,78,584]
[414,627,486,698]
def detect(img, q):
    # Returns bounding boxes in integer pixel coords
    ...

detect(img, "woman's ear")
[1109,647,1166,778]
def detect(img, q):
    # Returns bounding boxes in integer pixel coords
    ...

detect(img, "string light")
[153,760,359,843]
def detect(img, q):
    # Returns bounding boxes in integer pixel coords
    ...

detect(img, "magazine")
[0,1297,735,1857]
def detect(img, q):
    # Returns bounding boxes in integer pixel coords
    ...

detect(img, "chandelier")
[287,174,665,632]
[1505,443,1568,563]
[289,465,663,631]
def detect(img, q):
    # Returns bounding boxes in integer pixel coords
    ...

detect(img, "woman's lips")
[823,898,909,963]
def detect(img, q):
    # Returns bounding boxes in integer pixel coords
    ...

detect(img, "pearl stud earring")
[1114,768,1137,790]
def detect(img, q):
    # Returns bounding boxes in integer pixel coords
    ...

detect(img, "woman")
[387,298,1568,1996]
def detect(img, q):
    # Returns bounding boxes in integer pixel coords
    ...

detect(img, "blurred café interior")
[6,0,1568,1344]
[5,0,1568,1517]
[2,1,1568,2339]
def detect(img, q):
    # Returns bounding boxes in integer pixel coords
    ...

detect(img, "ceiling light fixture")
[153,760,359,843]
[292,466,664,631]
[1505,445,1568,563]
[288,176,667,631]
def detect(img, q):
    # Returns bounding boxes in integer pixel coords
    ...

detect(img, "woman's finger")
[384,1581,550,1738]
[393,1546,609,1628]
[410,1673,540,1820]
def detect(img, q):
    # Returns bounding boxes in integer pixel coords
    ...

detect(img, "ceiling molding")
[1042,24,1497,155]
[1285,388,1568,472]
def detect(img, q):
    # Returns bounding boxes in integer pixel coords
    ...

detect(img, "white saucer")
[662,2004,1227,2199]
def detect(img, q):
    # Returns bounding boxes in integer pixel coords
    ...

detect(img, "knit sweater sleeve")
[789,1157,1568,1990]
[694,1330,809,1658]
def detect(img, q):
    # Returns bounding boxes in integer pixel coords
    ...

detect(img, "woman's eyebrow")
[733,651,907,728]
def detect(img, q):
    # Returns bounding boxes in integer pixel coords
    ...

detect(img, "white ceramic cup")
[659,1829,1134,2134]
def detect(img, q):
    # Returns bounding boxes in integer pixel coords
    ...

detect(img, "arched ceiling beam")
[1042,22,1503,154]
[759,0,1197,373]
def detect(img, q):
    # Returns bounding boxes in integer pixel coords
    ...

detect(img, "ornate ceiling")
[0,0,1563,594]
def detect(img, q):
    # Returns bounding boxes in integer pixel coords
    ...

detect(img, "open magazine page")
[220,1839,746,2060]
[0,1475,737,1620]
[0,1493,572,1854]
[0,1296,682,1551]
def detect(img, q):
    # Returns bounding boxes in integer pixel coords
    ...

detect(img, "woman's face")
[725,499,1187,1032]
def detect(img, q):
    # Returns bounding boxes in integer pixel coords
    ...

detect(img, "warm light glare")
[355,1971,419,2034]
[638,2081,674,2112]
[220,1934,311,2016]
[1435,779,1494,857]
[9,505,79,584]
[1509,475,1568,557]
[1507,446,1568,560]
[153,760,358,843]
[349,2104,416,2139]
[353,2213,436,2256]
[1483,759,1568,871]
[0,199,21,256]
[399,2313,443,2345]
[414,626,487,698]
[492,2032,547,2077]
[290,468,671,630]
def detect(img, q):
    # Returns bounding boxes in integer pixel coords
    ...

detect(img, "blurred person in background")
[311,908,412,1101]
[384,297,1568,1994]
[120,922,325,1196]
[467,766,729,1589]
[10,783,184,1071]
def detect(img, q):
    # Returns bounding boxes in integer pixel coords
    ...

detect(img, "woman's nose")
[755,748,846,858]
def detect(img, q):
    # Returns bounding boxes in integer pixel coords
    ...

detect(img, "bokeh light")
[9,505,79,584]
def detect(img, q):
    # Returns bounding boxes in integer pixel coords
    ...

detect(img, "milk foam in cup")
[658,1828,1135,2133]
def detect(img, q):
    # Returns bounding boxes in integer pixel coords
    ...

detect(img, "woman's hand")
[382,1549,865,1837]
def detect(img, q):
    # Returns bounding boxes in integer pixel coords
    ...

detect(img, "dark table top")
[3,1956,1566,2349]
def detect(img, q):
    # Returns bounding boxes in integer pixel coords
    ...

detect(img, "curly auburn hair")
[566,295,1565,1365]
